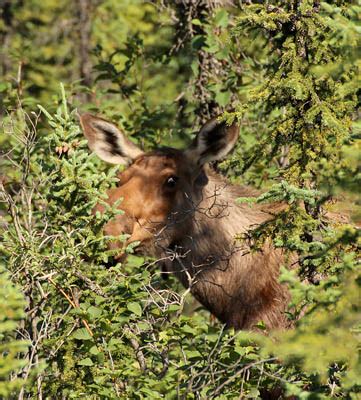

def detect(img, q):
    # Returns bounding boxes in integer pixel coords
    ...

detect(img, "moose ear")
[80,113,143,165]
[187,117,239,165]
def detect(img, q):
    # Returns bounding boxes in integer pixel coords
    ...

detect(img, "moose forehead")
[126,148,192,178]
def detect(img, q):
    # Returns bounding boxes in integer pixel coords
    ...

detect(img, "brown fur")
[97,154,290,330]
[81,114,292,330]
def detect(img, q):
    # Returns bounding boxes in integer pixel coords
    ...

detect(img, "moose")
[80,114,291,330]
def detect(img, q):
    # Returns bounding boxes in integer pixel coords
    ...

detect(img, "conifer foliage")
[0,1,360,398]
[0,267,28,398]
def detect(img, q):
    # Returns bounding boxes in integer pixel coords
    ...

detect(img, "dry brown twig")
[47,276,94,337]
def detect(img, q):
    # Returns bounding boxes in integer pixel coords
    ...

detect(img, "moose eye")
[165,176,179,188]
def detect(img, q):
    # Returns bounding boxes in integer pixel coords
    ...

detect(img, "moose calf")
[81,114,290,330]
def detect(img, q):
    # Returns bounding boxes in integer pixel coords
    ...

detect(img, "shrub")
[0,1,359,398]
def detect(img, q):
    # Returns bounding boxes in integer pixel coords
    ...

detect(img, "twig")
[73,270,106,296]
[210,358,277,397]
[124,325,147,372]
[47,277,93,337]
[0,183,25,245]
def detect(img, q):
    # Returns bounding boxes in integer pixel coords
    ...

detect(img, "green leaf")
[126,255,144,268]
[60,82,69,120]
[181,324,197,335]
[87,306,102,319]
[167,304,180,312]
[125,241,140,254]
[89,346,101,355]
[127,302,142,316]
[191,35,205,50]
[186,350,202,360]
[72,328,92,341]
[215,90,231,106]
[191,60,199,76]
[37,104,54,121]
[247,388,260,398]
[191,18,202,26]
[78,357,94,366]
[214,9,228,28]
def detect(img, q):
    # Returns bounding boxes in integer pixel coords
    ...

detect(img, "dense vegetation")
[0,1,360,398]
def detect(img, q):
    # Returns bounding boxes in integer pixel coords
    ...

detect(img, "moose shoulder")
[80,114,291,330]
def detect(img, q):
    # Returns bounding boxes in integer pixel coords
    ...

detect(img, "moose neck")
[162,169,289,330]
[197,169,273,232]
[165,169,276,284]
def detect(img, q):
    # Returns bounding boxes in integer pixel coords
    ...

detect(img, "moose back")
[80,114,290,330]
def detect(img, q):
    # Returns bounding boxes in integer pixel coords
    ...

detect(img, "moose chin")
[80,113,292,331]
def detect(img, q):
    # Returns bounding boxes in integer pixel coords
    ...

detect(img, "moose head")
[80,113,239,255]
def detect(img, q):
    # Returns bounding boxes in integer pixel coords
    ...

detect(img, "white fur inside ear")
[82,116,143,165]
[189,119,239,165]
[196,120,218,159]
[200,133,238,163]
